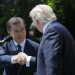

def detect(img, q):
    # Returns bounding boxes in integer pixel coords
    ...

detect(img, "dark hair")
[6,17,26,32]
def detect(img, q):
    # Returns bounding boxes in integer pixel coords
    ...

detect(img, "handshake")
[12,52,29,65]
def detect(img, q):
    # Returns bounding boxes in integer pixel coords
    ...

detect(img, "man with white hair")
[29,4,75,75]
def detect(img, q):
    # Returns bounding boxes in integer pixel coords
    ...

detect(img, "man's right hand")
[11,52,27,65]
[11,55,19,64]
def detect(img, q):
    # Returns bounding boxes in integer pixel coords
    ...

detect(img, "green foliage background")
[0,0,75,38]
[47,0,75,37]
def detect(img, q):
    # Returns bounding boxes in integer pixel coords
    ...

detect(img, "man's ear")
[36,20,40,25]
[37,19,43,25]
[36,20,39,24]
[7,30,10,34]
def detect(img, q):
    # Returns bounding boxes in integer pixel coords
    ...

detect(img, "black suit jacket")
[0,38,39,75]
[37,20,75,75]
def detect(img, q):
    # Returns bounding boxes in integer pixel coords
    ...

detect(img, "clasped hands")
[13,52,27,65]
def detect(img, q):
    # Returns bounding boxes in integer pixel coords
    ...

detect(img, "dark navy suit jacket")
[0,39,39,75]
[37,20,75,75]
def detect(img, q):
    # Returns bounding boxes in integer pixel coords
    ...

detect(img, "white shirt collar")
[13,39,26,51]
[43,23,49,34]
[43,21,50,34]
[43,20,54,34]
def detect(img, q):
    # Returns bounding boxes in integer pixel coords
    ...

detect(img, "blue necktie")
[17,44,22,75]
[17,44,21,52]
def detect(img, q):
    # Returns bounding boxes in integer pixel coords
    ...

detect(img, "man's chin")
[16,38,24,43]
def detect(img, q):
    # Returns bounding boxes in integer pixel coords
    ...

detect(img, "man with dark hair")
[0,17,39,75]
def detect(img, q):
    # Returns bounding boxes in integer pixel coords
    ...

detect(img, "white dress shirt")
[43,21,51,34]
[13,39,26,52]
[11,39,31,67]
[43,20,54,34]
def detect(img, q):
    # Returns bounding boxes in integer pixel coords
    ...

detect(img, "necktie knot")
[17,44,21,52]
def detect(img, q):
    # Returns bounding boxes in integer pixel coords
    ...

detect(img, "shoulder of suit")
[26,38,39,46]
[0,37,13,46]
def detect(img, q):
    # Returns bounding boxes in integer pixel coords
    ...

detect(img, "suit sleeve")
[43,29,62,75]
[30,56,37,73]
[29,40,39,67]
[30,56,36,66]
[30,41,39,72]
[0,43,12,64]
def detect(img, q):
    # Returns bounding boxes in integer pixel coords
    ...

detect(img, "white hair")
[29,4,57,25]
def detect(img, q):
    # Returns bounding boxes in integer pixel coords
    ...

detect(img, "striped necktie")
[17,44,22,75]
[17,44,21,52]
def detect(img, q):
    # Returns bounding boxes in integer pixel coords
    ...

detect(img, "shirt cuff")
[26,56,31,67]
[11,56,16,64]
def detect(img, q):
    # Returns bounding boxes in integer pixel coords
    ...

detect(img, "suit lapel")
[23,39,29,53]
[23,39,32,55]
[8,40,19,54]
